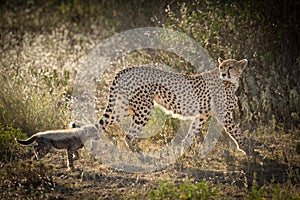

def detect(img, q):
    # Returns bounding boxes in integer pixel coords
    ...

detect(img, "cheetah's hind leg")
[124,93,155,153]
[124,133,142,153]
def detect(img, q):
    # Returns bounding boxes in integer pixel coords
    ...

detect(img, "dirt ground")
[2,130,299,199]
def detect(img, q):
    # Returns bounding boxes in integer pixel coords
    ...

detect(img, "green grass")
[149,181,219,200]
[0,126,27,162]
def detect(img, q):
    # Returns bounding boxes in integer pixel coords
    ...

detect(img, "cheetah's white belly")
[153,101,197,120]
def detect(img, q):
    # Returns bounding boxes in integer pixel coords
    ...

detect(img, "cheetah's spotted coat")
[92,58,248,155]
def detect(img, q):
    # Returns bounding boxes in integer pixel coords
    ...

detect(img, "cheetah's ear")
[218,57,224,64]
[238,59,248,70]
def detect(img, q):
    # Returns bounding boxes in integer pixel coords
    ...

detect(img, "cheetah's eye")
[228,66,232,70]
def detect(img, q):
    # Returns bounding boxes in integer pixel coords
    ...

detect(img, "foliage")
[0,68,72,134]
[159,0,300,131]
[0,1,299,199]
[0,126,28,162]
[149,181,219,200]
[248,177,267,200]
[248,175,300,200]
[2,0,298,133]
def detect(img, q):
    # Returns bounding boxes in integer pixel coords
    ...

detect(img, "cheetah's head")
[218,58,248,84]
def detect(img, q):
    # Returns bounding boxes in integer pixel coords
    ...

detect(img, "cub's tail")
[15,135,37,145]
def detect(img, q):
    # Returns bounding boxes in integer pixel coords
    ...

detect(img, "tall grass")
[0,68,72,134]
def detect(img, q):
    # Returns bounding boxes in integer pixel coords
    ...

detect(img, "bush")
[0,126,28,162]
[0,68,72,134]
[149,181,219,200]
[0,126,56,199]
[248,176,300,200]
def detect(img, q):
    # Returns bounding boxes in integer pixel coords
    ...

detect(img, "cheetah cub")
[16,125,99,171]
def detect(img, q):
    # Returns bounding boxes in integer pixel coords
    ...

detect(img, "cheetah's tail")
[15,135,37,145]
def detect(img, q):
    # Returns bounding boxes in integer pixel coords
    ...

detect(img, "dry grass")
[0,1,299,199]
[1,128,299,199]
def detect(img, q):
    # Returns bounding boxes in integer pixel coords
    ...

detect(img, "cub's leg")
[66,142,83,171]
[66,150,77,171]
[73,150,79,160]
[33,141,52,160]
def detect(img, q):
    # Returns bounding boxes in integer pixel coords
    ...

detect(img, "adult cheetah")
[78,58,248,155]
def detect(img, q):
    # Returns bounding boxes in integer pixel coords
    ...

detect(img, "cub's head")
[80,125,100,142]
[218,58,248,84]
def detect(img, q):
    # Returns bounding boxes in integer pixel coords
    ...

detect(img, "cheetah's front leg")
[222,113,247,155]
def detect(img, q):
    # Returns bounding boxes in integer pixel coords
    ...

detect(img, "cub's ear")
[69,122,80,128]
[238,59,248,70]
[218,57,224,64]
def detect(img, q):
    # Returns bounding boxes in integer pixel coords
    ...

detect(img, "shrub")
[0,68,72,134]
[149,181,219,200]
[0,126,28,162]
